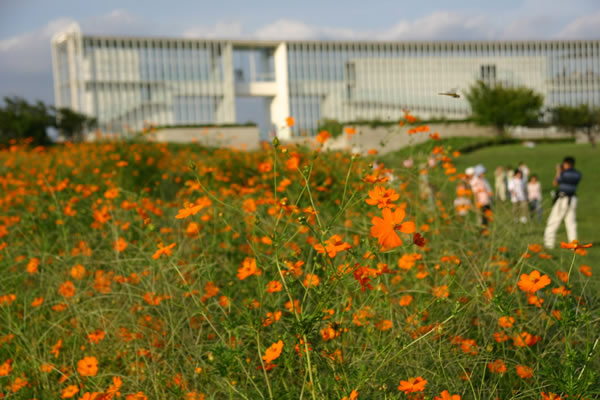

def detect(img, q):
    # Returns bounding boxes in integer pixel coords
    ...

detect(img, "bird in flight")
[438,88,460,98]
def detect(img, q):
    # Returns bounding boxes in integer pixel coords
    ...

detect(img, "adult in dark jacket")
[543,156,582,248]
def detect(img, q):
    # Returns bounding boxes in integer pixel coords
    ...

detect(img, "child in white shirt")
[508,169,527,223]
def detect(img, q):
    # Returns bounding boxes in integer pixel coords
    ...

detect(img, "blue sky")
[1,0,599,104]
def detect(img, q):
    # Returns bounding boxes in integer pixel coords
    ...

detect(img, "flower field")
[0,128,598,399]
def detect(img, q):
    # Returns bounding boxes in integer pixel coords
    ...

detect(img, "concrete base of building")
[149,126,262,150]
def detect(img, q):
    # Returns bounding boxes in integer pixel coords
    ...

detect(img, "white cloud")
[253,19,366,40]
[377,12,495,40]
[251,12,496,41]
[500,15,559,39]
[557,11,600,39]
[253,19,322,40]
[81,9,161,36]
[183,21,244,39]
[0,17,75,73]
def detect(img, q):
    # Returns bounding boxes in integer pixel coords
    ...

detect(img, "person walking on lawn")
[543,156,582,249]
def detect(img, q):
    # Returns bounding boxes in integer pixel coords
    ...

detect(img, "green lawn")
[451,142,599,268]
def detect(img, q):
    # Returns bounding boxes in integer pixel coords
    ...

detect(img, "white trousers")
[544,196,577,248]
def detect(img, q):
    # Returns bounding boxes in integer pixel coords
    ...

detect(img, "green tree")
[466,81,544,135]
[0,96,54,146]
[0,96,96,146]
[55,106,97,142]
[552,104,598,147]
[317,119,343,138]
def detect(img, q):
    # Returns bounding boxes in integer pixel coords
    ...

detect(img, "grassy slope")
[452,142,599,268]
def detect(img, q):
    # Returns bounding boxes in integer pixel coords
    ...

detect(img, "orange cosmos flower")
[263,340,284,364]
[404,112,417,123]
[512,331,541,347]
[487,359,507,374]
[541,393,565,400]
[126,392,148,400]
[352,266,379,291]
[556,270,569,283]
[552,286,571,296]
[106,376,122,397]
[316,130,330,144]
[286,153,301,170]
[61,385,79,398]
[219,296,230,307]
[70,264,86,280]
[399,295,413,306]
[552,309,562,320]
[371,208,415,250]
[375,319,393,331]
[26,257,40,274]
[579,265,592,277]
[258,161,272,173]
[498,316,514,328]
[201,281,219,302]
[79,392,101,400]
[518,270,551,293]
[8,374,27,393]
[0,293,16,306]
[31,297,44,307]
[175,200,210,219]
[432,285,449,298]
[58,281,76,298]
[365,186,400,209]
[528,295,544,307]
[186,222,200,236]
[87,329,106,344]
[560,240,592,250]
[460,339,477,355]
[398,253,421,270]
[104,188,119,199]
[242,198,257,213]
[185,392,205,400]
[152,242,176,259]
[494,331,509,343]
[51,339,62,357]
[284,260,304,278]
[303,274,320,287]
[77,356,98,376]
[262,311,282,327]
[515,365,533,379]
[237,257,262,280]
[40,363,54,373]
[321,324,341,341]
[266,280,282,293]
[398,376,427,393]
[434,390,461,400]
[114,237,127,252]
[0,359,12,376]
[341,389,359,400]
[286,116,295,127]
[313,234,352,258]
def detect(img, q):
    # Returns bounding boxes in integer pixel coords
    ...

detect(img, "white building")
[52,23,600,139]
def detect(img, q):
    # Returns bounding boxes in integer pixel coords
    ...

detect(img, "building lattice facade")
[52,23,600,138]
